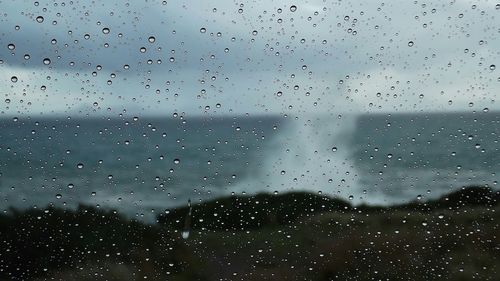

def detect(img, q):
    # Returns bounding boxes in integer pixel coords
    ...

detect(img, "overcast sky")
[0,0,498,117]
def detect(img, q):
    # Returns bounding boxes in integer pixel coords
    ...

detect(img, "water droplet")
[173,158,180,164]
[200,27,206,33]
[77,163,84,169]
[332,147,337,152]
[290,5,297,12]
[55,194,62,199]
[490,64,496,70]
[36,16,44,23]
[43,58,51,65]
[148,36,156,43]
[182,199,192,239]
[10,76,18,83]
[408,41,414,47]
[7,43,15,50]
[102,27,110,34]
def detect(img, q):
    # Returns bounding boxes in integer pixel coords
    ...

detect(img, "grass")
[0,185,498,280]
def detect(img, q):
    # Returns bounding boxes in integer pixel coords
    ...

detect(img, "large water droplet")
[182,199,192,239]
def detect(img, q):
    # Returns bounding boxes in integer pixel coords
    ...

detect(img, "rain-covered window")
[0,1,499,280]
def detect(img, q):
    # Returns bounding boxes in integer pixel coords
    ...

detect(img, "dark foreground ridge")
[0,185,499,281]
[157,185,500,230]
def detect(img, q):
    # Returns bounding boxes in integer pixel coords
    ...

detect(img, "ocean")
[0,112,498,221]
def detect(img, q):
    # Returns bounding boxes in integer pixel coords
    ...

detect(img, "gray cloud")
[0,0,498,116]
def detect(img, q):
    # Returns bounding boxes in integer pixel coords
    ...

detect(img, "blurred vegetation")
[0,185,498,280]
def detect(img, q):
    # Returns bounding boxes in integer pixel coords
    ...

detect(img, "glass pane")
[1,1,498,280]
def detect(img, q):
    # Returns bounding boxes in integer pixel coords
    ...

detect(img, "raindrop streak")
[181,199,192,239]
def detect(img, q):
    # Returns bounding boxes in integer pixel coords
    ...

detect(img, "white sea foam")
[230,114,363,201]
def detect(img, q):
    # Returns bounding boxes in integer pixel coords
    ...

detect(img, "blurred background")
[0,0,499,280]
